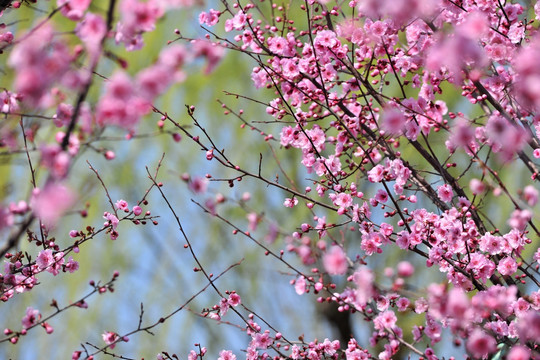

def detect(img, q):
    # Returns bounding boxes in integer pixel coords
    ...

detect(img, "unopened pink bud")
[105,151,115,160]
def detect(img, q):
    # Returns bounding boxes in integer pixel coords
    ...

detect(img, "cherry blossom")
[21,307,40,329]
[31,184,76,228]
[323,245,348,275]
[102,331,120,349]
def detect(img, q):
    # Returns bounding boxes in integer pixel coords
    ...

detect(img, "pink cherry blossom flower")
[264,222,279,244]
[295,276,307,295]
[76,12,107,44]
[467,253,496,282]
[0,206,14,231]
[424,315,442,343]
[446,288,469,320]
[396,297,410,312]
[9,200,28,215]
[120,0,163,34]
[219,298,230,316]
[314,30,339,50]
[102,331,120,349]
[107,71,134,100]
[218,350,236,360]
[469,179,486,195]
[252,67,268,89]
[0,90,19,114]
[247,212,259,231]
[53,103,73,128]
[321,338,340,356]
[381,108,405,135]
[513,37,540,111]
[103,212,119,230]
[498,257,517,276]
[479,233,503,255]
[114,22,144,51]
[412,325,423,342]
[534,248,540,265]
[396,261,414,277]
[279,126,295,146]
[517,310,540,343]
[466,329,496,359]
[395,232,410,250]
[76,12,107,62]
[374,189,388,203]
[188,176,208,193]
[486,114,529,161]
[507,345,531,360]
[305,126,326,152]
[115,199,129,212]
[65,257,79,273]
[333,192,352,214]
[198,9,220,26]
[159,44,188,72]
[415,297,428,314]
[281,58,300,79]
[58,0,91,21]
[267,36,290,56]
[228,10,247,31]
[36,249,54,271]
[361,231,384,256]
[315,155,341,176]
[136,65,174,100]
[283,197,298,208]
[353,267,374,306]
[376,295,389,311]
[485,320,509,338]
[31,184,76,227]
[447,118,476,153]
[437,184,453,203]
[228,293,241,307]
[252,331,273,349]
[508,209,531,231]
[8,24,71,108]
[513,298,530,317]
[187,350,197,360]
[504,229,526,251]
[0,31,14,45]
[133,206,142,216]
[508,22,525,44]
[523,185,539,206]
[323,245,348,275]
[96,71,151,131]
[22,307,40,329]
[375,310,397,330]
[367,165,384,183]
[37,251,65,276]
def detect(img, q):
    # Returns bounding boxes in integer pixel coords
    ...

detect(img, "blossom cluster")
[197,0,540,358]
